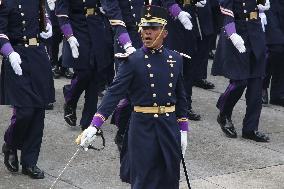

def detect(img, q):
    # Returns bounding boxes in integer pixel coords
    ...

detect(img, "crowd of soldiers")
[0,0,283,188]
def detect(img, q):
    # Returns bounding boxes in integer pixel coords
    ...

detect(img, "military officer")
[0,0,55,179]
[212,0,270,142]
[104,0,194,152]
[56,0,114,130]
[79,6,190,188]
[262,0,284,106]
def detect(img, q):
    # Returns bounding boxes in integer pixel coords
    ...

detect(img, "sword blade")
[195,13,203,41]
[49,148,80,189]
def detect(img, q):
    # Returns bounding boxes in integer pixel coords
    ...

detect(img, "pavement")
[0,60,284,189]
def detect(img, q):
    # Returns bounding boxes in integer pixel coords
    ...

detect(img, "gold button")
[18,5,22,9]
[23,36,27,40]
[170,64,173,67]
[243,2,245,6]
[131,6,133,9]
[169,55,172,58]
[150,74,153,78]
[22,21,26,24]
[246,18,248,21]
[170,73,174,77]
[166,103,171,106]
[168,93,172,96]
[133,14,135,17]
[153,103,158,107]
[154,114,158,118]
[24,44,29,47]
[153,93,156,97]
[244,10,247,13]
[166,113,169,116]
[159,50,162,53]
[151,84,154,87]
[21,13,24,16]
[147,64,151,68]
[145,55,148,59]
[169,83,173,87]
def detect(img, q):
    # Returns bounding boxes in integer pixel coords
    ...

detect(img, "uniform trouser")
[4,107,45,167]
[193,35,212,81]
[267,45,284,99]
[48,25,63,68]
[216,78,262,133]
[64,69,98,128]
[183,57,194,110]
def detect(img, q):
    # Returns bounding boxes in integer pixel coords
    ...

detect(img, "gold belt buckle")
[249,12,258,20]
[28,38,37,46]
[183,0,191,6]
[158,106,166,114]
[86,8,95,17]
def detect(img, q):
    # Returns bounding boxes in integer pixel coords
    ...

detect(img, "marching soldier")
[262,0,284,106]
[0,0,55,179]
[79,6,189,188]
[212,0,270,142]
[56,0,114,130]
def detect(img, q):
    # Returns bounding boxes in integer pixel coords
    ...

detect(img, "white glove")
[47,0,56,11]
[67,36,79,58]
[181,131,188,156]
[124,43,136,55]
[195,0,207,8]
[80,126,98,151]
[177,11,193,30]
[40,23,53,39]
[9,52,22,76]
[229,33,246,53]
[259,12,267,32]
[257,0,270,11]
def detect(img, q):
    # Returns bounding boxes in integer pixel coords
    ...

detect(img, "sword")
[195,12,203,41]
[181,154,192,189]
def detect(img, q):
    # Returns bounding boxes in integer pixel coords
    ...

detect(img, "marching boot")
[2,143,19,172]
[64,103,77,126]
[22,165,45,179]
[242,131,270,142]
[188,109,201,121]
[217,114,237,138]
[193,79,215,89]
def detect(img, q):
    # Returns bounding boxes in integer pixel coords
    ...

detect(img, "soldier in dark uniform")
[79,6,189,188]
[212,0,270,142]
[262,0,284,106]
[56,0,114,130]
[46,0,73,80]
[0,0,55,179]
[104,0,194,152]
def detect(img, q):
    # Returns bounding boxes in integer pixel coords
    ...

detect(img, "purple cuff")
[91,114,105,128]
[60,23,73,38]
[179,121,189,131]
[224,22,236,37]
[168,4,182,17]
[118,32,131,46]
[1,42,14,57]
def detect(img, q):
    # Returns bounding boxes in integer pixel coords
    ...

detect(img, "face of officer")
[140,26,168,49]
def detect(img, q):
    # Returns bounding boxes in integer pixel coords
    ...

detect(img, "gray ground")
[0,60,283,189]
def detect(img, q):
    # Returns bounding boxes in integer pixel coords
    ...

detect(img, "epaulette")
[173,50,191,59]
[114,52,130,59]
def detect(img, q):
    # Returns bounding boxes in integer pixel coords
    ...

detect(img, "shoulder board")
[173,50,191,59]
[114,52,130,59]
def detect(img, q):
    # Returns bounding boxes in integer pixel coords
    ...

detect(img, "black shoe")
[270,97,284,107]
[64,103,77,126]
[45,103,54,110]
[188,109,201,121]
[52,66,61,79]
[22,165,45,179]
[262,89,269,105]
[217,114,237,138]
[242,131,270,142]
[2,143,19,172]
[193,79,215,90]
[63,68,74,79]
[209,50,215,59]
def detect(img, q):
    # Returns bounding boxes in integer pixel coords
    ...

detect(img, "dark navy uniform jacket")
[265,0,284,45]
[96,47,188,188]
[56,0,113,70]
[212,0,266,80]
[0,0,55,107]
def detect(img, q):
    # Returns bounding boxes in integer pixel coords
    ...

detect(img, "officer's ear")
[162,29,168,39]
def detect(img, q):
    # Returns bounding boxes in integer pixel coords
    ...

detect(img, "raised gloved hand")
[181,131,188,156]
[259,12,267,32]
[229,33,246,53]
[47,0,56,11]
[257,0,270,11]
[40,23,53,39]
[195,0,207,8]
[80,126,98,151]
[177,11,193,30]
[123,43,136,55]
[9,52,22,76]
[67,36,79,58]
